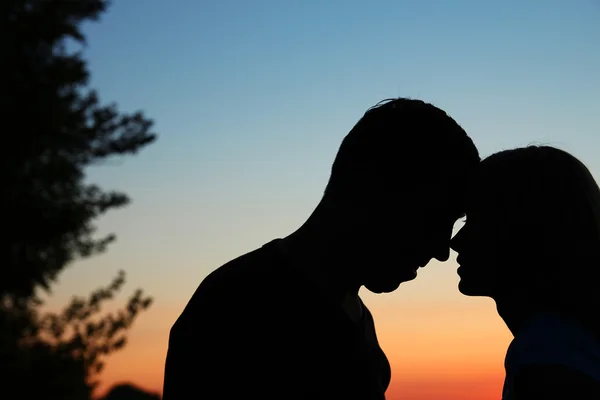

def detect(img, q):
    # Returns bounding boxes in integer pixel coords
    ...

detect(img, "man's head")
[317,97,479,294]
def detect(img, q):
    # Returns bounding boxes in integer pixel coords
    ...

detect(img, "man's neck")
[341,291,364,322]
[279,231,363,322]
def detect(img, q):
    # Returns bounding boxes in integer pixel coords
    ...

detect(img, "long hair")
[479,146,600,325]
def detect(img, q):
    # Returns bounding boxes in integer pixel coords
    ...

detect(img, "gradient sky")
[42,1,600,399]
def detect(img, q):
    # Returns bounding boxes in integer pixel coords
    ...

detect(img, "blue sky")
[49,0,599,320]
[42,1,600,394]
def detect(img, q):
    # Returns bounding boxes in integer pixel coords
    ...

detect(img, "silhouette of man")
[163,98,480,400]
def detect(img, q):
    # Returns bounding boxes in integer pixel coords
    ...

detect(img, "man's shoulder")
[202,239,286,294]
[171,240,289,329]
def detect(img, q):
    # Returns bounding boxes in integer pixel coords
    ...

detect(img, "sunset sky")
[41,1,600,399]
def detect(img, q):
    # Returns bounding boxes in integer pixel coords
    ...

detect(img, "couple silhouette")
[163,98,600,399]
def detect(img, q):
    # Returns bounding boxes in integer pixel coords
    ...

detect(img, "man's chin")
[458,280,491,297]
[364,271,417,294]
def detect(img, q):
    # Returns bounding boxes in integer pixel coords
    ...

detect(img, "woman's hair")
[479,145,600,315]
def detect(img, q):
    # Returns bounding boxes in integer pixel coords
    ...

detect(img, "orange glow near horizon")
[89,270,513,400]
[48,2,599,398]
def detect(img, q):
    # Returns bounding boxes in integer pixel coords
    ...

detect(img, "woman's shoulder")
[502,312,600,399]
[509,364,600,399]
[506,313,600,366]
[503,312,600,396]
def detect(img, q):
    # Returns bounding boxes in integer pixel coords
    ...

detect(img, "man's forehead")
[411,180,468,219]
[440,181,470,217]
[431,175,469,201]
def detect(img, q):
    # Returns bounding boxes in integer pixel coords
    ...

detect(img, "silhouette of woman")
[451,146,600,399]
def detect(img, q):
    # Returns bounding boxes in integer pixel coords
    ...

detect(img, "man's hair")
[324,97,479,197]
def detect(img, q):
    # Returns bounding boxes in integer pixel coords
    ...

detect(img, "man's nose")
[450,226,465,253]
[431,224,455,262]
[433,245,450,262]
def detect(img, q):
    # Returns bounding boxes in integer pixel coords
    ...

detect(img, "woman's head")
[451,146,600,312]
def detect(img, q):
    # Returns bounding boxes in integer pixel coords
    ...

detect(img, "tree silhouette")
[3,0,157,398]
[102,383,161,400]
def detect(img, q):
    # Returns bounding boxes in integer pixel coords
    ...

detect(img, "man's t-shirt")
[163,239,391,400]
